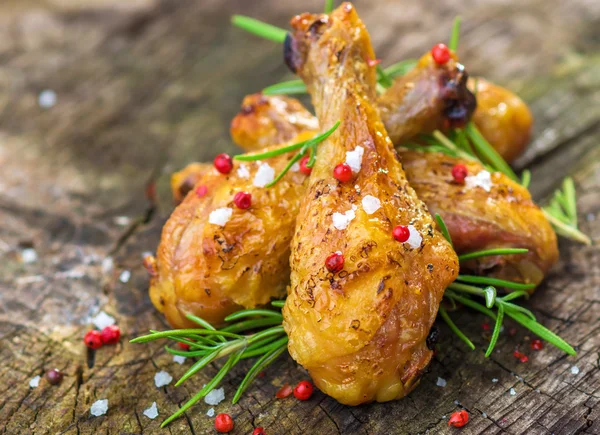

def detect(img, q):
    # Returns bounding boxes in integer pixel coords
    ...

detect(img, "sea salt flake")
[332,207,356,230]
[204,387,225,405]
[38,89,57,108]
[509,388,516,396]
[119,270,131,283]
[406,225,423,249]
[173,355,186,365]
[102,257,114,274]
[436,377,447,387]
[492,378,499,383]
[482,412,488,418]
[465,170,493,192]
[207,408,215,417]
[143,402,159,419]
[362,195,381,215]
[237,164,250,179]
[571,366,580,375]
[345,146,365,173]
[154,371,173,388]
[290,162,300,173]
[114,216,130,226]
[92,311,115,330]
[22,248,38,264]
[90,399,109,416]
[29,375,40,388]
[253,163,275,187]
[209,207,233,226]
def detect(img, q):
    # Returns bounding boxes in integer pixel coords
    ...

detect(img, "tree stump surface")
[0,0,599,434]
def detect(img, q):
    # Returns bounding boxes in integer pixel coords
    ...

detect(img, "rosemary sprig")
[133,236,575,427]
[231,15,287,43]
[324,0,334,13]
[235,120,341,187]
[542,178,591,245]
[465,122,519,182]
[419,127,590,244]
[131,310,289,427]
[263,79,307,96]
[448,16,461,51]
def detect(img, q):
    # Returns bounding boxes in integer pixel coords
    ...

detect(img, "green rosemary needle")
[235,120,340,187]
[231,15,287,43]
[324,0,334,13]
[448,16,461,51]
[263,79,307,95]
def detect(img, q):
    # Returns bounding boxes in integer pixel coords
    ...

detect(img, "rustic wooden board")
[0,0,598,434]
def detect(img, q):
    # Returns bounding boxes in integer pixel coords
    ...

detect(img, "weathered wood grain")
[0,0,598,434]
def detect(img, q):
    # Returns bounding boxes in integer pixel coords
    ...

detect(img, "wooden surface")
[0,0,599,434]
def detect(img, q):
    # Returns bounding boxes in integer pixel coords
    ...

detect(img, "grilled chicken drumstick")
[281,3,458,405]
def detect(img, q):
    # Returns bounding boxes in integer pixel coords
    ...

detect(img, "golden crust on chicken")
[150,134,312,328]
[399,150,558,287]
[470,77,533,163]
[282,4,458,405]
[230,93,318,151]
[379,52,476,144]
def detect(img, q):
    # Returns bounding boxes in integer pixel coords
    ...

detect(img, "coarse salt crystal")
[436,377,447,387]
[143,402,159,419]
[114,216,130,226]
[492,378,499,383]
[237,164,250,179]
[102,257,114,274]
[38,89,57,108]
[509,388,516,396]
[362,195,381,215]
[119,270,131,283]
[345,146,364,173]
[406,225,422,249]
[253,163,275,187]
[29,375,40,388]
[465,170,493,192]
[154,371,173,388]
[332,206,357,230]
[290,162,300,173]
[22,248,38,264]
[92,311,115,330]
[204,387,225,405]
[482,412,487,418]
[209,207,233,226]
[90,399,109,417]
[173,355,186,365]
[207,408,215,417]
[571,366,580,375]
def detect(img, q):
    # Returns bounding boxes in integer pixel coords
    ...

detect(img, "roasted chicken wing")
[282,4,458,405]
[400,150,558,286]
[470,77,533,163]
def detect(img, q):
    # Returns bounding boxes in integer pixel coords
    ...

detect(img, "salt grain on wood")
[29,375,40,388]
[90,399,109,416]
[204,387,225,405]
[173,355,186,365]
[154,371,173,388]
[143,402,159,419]
[92,311,115,330]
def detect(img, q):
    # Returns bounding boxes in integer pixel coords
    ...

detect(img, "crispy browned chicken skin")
[282,4,458,405]
[150,133,312,328]
[400,150,557,286]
